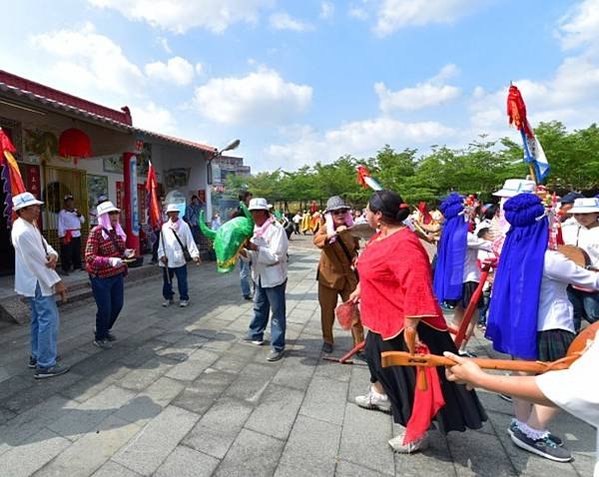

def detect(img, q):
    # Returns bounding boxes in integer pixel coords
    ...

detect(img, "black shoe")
[510,428,572,462]
[322,342,333,354]
[94,328,116,342]
[243,295,253,301]
[93,339,113,350]
[34,363,70,379]
[267,349,284,362]
[508,421,563,447]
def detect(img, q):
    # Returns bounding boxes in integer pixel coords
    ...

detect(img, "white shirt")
[292,214,301,224]
[244,220,289,288]
[58,209,85,238]
[157,219,199,268]
[538,250,599,332]
[563,223,599,268]
[464,233,493,283]
[11,218,61,297]
[537,338,599,477]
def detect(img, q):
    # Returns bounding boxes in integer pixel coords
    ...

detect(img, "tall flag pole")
[507,84,550,184]
[0,128,26,226]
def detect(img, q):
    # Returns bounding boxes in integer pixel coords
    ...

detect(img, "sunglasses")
[108,211,119,216]
[332,209,348,215]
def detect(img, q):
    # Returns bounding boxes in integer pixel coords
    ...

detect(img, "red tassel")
[356,165,371,189]
[403,342,445,445]
[507,85,534,139]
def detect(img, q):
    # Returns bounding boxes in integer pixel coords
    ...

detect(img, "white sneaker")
[388,431,429,454]
[162,299,174,307]
[180,300,189,307]
[354,385,392,413]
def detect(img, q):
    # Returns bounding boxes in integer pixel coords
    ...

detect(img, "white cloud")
[157,36,172,53]
[557,0,599,51]
[470,2,599,140]
[130,101,178,133]
[195,63,204,75]
[265,117,455,169]
[269,12,314,32]
[375,64,460,112]
[348,6,369,21]
[88,0,275,34]
[193,67,312,125]
[319,2,335,19]
[30,23,144,99]
[470,58,599,140]
[373,0,478,36]
[144,56,195,85]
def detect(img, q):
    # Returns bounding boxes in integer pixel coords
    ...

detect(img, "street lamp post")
[207,138,240,185]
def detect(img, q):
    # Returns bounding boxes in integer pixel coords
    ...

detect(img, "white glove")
[108,257,123,267]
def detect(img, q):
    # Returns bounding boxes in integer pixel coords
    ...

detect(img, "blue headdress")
[485,193,548,360]
[433,193,468,303]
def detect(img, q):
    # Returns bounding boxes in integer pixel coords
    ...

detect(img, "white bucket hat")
[568,197,599,214]
[165,203,181,213]
[493,179,536,197]
[12,192,43,211]
[248,198,269,211]
[96,201,120,216]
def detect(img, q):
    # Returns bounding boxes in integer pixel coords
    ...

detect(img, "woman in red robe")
[352,190,487,453]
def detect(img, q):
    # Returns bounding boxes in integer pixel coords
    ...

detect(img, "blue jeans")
[26,282,59,369]
[248,280,287,351]
[567,286,599,332]
[239,258,252,298]
[163,265,189,301]
[91,273,124,341]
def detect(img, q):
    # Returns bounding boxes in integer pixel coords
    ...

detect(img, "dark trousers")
[163,265,189,301]
[151,230,160,261]
[567,286,599,332]
[91,273,124,341]
[60,236,81,272]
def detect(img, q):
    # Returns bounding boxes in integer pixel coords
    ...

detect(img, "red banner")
[25,165,41,199]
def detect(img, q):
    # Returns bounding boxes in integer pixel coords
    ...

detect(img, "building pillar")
[123,152,140,255]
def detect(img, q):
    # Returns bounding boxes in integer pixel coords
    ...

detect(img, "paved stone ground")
[0,235,595,476]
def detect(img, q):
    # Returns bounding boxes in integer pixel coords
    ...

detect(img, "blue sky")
[2,0,598,171]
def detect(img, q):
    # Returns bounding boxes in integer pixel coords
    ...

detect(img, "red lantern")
[58,128,92,160]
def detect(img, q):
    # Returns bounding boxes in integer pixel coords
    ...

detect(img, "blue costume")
[485,193,548,360]
[433,193,468,304]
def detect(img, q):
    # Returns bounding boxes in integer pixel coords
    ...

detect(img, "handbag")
[172,229,193,262]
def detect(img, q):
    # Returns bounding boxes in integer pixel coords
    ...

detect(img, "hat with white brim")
[13,192,43,211]
[96,201,120,216]
[493,179,536,198]
[166,203,181,213]
[248,198,269,211]
[568,198,599,214]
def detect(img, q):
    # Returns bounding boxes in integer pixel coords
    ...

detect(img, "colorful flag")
[507,85,550,182]
[356,165,382,191]
[145,160,162,229]
[0,128,26,225]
